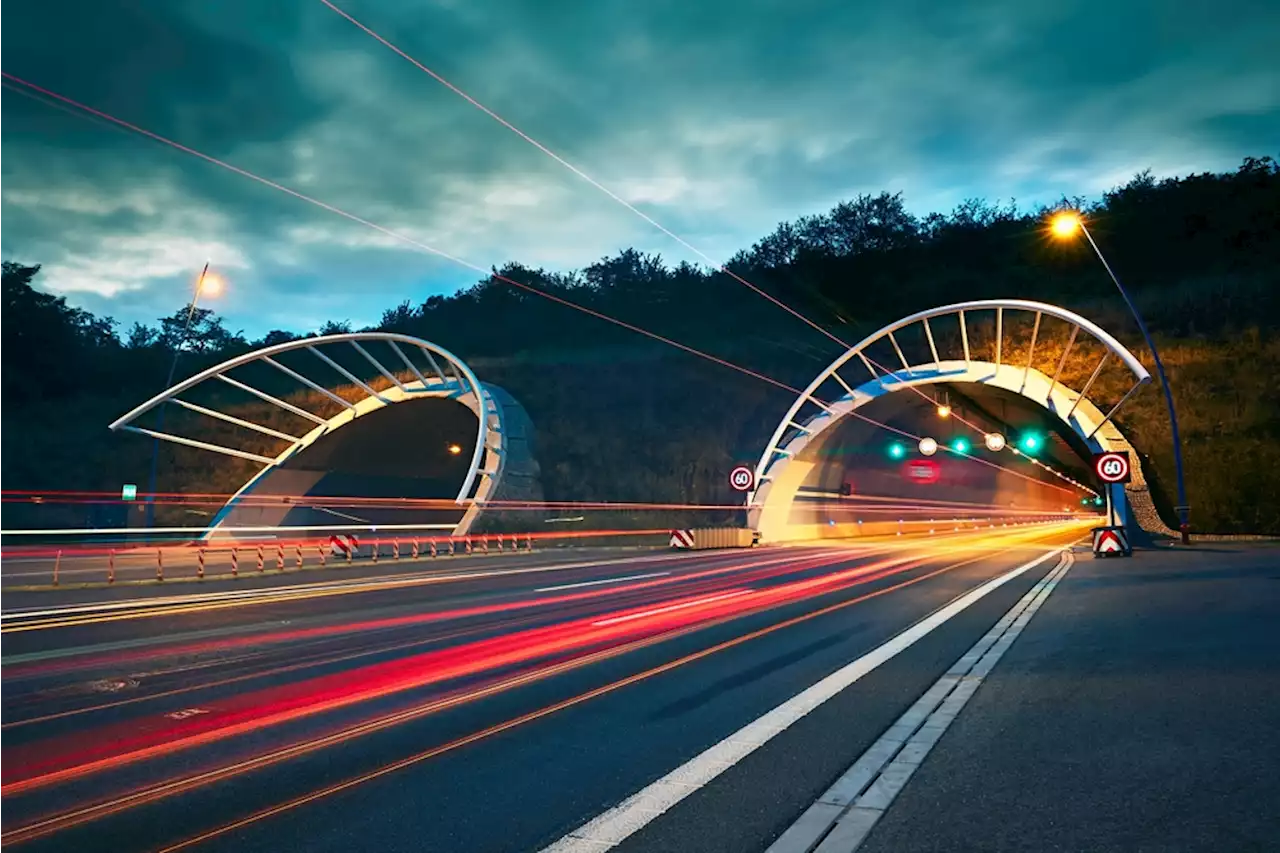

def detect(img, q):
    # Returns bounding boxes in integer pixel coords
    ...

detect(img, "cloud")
[2,0,1276,336]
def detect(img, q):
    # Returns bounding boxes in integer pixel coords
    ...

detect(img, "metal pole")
[145,262,210,531]
[1080,225,1189,543]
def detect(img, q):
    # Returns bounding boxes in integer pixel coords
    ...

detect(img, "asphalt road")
[1,523,1086,852]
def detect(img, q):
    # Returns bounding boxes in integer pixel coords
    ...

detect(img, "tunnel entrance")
[210,397,481,532]
[749,300,1156,542]
[108,332,543,541]
[784,381,1100,535]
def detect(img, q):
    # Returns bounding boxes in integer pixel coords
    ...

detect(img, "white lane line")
[540,547,1064,853]
[590,590,753,627]
[770,551,1075,853]
[535,572,670,592]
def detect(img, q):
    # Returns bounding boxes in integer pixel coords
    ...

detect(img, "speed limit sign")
[1093,451,1131,484]
[728,465,755,492]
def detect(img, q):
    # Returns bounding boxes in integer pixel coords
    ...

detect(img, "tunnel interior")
[216,397,482,531]
[786,381,1103,528]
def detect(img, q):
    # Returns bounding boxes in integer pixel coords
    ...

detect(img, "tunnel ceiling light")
[936,404,951,419]
[919,437,938,456]
[951,437,971,454]
[1019,433,1043,453]
[984,432,1006,452]
[888,442,907,460]
[447,443,463,455]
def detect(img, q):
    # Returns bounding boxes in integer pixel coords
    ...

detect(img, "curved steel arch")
[749,299,1152,540]
[110,332,501,535]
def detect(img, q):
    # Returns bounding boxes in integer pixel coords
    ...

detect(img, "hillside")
[3,157,1277,533]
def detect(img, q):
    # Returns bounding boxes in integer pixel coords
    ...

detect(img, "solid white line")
[768,551,1074,853]
[535,572,670,592]
[540,547,1063,853]
[589,590,752,627]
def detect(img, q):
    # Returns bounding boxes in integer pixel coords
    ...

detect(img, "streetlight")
[446,443,463,455]
[145,262,220,529]
[1051,210,1190,543]
[936,404,951,419]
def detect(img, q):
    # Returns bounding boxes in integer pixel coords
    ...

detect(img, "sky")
[2,0,1277,338]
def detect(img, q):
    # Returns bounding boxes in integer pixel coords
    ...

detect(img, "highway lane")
[1,522,1088,852]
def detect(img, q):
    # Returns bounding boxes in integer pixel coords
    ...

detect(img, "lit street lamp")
[1051,211,1189,543]
[145,262,220,529]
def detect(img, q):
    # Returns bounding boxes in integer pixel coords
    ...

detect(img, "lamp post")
[144,262,221,529]
[1051,212,1190,543]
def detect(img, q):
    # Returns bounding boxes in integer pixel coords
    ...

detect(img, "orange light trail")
[0,527,1085,846]
[2,523,1087,800]
[152,529,1085,852]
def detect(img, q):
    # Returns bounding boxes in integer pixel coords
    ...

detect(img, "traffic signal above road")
[1019,432,1043,454]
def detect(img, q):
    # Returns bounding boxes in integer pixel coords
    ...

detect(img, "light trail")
[318,0,850,351]
[148,527,1084,852]
[2,549,917,795]
[0,72,798,397]
[0,76,1068,493]
[0,528,1085,845]
[0,74,1091,511]
[2,522,1086,805]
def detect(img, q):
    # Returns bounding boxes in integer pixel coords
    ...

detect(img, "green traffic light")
[1019,433,1042,453]
[888,442,906,459]
[951,437,970,454]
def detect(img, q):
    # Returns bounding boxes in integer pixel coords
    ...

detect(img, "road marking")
[590,590,752,626]
[535,572,670,592]
[768,551,1075,853]
[540,547,1063,853]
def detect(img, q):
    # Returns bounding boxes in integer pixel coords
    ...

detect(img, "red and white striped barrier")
[669,529,695,549]
[329,534,359,558]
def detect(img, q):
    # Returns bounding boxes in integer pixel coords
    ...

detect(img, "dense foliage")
[3,156,1277,532]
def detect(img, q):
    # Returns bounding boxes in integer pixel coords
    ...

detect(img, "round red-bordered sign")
[728,465,755,492]
[1093,452,1131,484]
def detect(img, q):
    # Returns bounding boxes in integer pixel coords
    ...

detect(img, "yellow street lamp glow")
[198,272,224,297]
[446,443,463,455]
[1050,211,1082,239]
[918,437,938,456]
[936,404,951,419]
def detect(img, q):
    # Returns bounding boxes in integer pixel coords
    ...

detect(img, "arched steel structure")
[749,299,1152,541]
[109,333,509,537]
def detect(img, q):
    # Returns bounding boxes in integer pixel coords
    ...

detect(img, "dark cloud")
[2,0,1276,335]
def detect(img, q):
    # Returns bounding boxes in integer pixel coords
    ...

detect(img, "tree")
[125,322,160,349]
[256,329,296,347]
[157,305,245,354]
[318,320,352,336]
